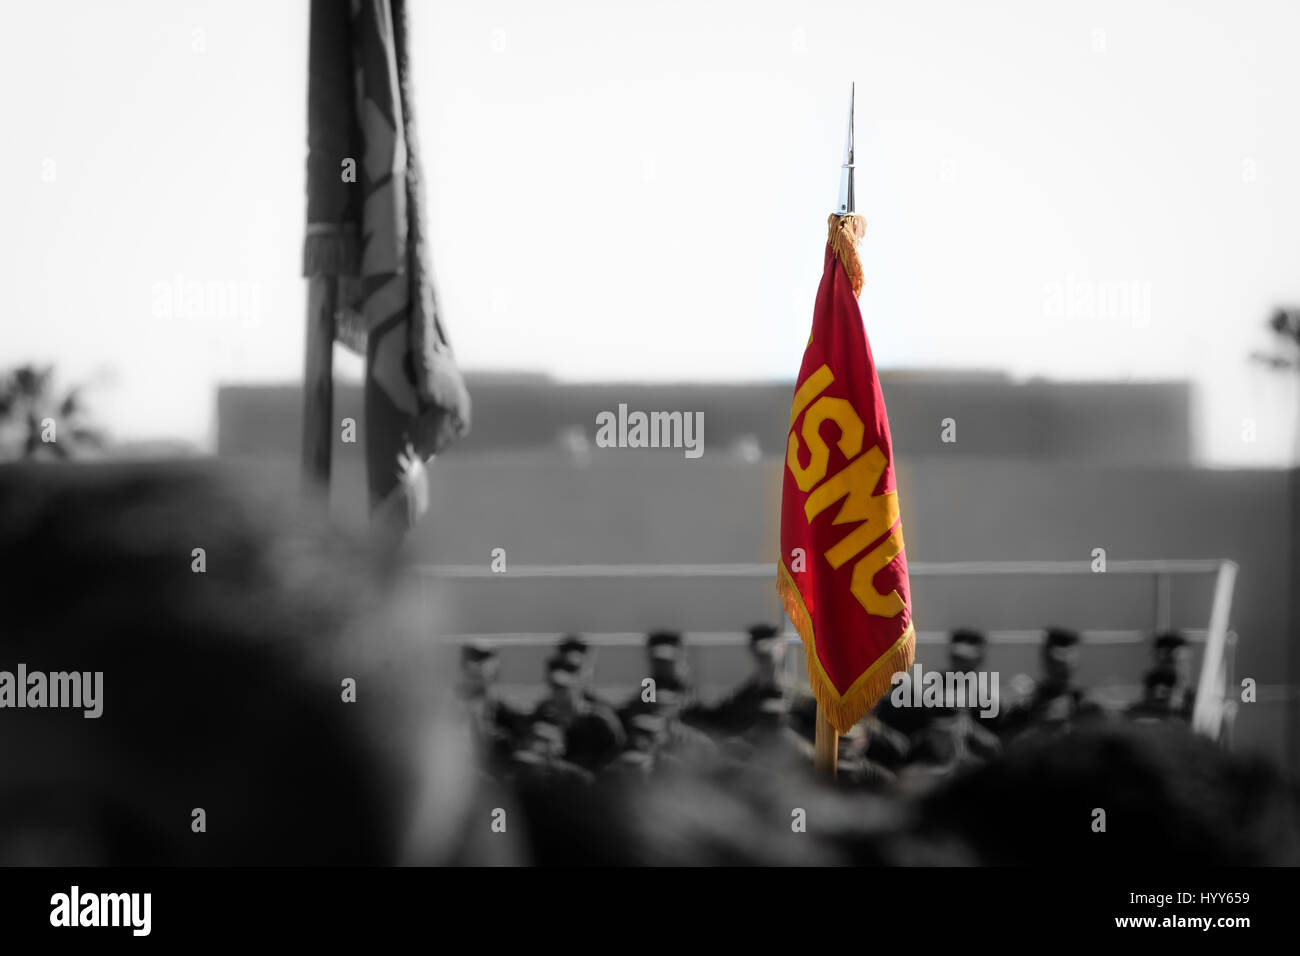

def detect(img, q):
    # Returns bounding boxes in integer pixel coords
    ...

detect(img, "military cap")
[647,630,684,660]
[556,634,589,656]
[461,642,497,664]
[1154,631,1189,651]
[1044,628,1082,649]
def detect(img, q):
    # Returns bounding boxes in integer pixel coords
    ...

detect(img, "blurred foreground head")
[919,722,1300,865]
[0,462,475,865]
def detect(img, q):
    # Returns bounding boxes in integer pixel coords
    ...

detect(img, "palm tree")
[0,364,106,460]
[1250,308,1300,462]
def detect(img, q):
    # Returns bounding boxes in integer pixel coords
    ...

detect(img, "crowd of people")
[457,622,1204,792]
[5,463,1295,866]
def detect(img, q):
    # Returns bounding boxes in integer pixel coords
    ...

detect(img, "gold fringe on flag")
[777,558,914,735]
[827,214,867,298]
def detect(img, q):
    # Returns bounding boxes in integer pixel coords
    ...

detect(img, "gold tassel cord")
[827,214,867,298]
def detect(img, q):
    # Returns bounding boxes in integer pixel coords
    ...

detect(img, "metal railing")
[415,557,1240,742]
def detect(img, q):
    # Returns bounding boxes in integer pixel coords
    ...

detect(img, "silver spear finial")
[834,83,856,216]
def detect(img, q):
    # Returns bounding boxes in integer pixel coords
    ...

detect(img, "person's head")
[526,721,566,760]
[0,462,474,865]
[556,634,589,671]
[747,624,785,683]
[564,712,624,772]
[545,655,582,705]
[948,628,987,673]
[837,719,870,758]
[459,643,499,696]
[646,630,686,685]
[1041,628,1082,684]
[652,677,687,722]
[1154,631,1191,680]
[627,713,665,753]
[917,722,1300,865]
[753,687,789,733]
[1141,667,1178,707]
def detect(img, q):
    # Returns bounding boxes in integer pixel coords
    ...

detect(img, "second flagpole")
[814,706,838,777]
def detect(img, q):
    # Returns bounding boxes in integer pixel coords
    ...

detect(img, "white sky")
[3,0,1299,463]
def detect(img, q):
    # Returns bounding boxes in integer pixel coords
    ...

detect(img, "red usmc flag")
[777,241,915,735]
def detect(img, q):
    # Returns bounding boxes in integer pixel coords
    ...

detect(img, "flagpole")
[811,83,855,780]
[301,275,335,492]
[814,707,838,777]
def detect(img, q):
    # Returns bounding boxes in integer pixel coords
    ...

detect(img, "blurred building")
[219,370,1194,464]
